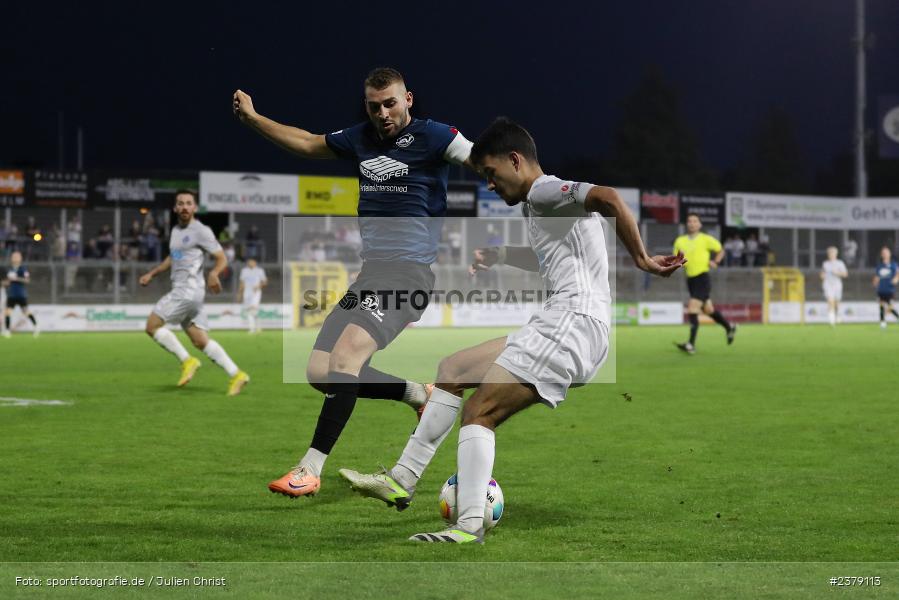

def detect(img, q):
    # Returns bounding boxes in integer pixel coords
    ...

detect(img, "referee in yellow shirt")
[673,213,737,354]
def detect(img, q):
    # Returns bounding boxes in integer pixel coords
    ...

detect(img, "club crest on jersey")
[359,156,409,182]
[183,235,190,243]
[395,133,414,148]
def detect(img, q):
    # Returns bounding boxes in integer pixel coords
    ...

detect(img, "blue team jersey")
[6,265,28,299]
[325,118,459,263]
[875,260,898,294]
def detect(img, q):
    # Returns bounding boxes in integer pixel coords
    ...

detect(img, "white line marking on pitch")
[0,397,73,407]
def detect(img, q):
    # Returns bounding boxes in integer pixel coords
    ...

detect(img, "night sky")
[3,1,898,181]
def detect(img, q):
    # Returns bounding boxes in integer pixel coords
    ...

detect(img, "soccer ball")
[438,474,504,530]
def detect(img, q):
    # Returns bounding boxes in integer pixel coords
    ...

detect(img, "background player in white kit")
[820,246,848,326]
[140,190,250,396]
[339,118,685,543]
[238,258,267,334]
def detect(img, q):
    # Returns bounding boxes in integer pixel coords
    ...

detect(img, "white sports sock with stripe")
[393,387,462,490]
[153,327,189,362]
[203,339,239,377]
[456,424,495,534]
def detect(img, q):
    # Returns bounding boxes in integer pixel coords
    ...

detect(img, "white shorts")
[494,310,609,408]
[153,288,209,331]
[243,291,262,310]
[823,282,843,302]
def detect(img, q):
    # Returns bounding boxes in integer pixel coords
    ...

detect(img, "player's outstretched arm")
[206,250,227,295]
[469,246,539,275]
[233,89,335,159]
[585,186,685,278]
[139,256,171,286]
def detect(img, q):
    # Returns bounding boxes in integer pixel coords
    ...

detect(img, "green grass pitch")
[1,324,897,598]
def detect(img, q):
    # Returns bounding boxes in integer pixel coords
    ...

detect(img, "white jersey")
[523,175,611,325]
[822,259,847,286]
[168,219,222,293]
[240,266,267,305]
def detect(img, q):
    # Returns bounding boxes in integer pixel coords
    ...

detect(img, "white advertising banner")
[768,301,803,324]
[726,192,899,230]
[8,304,291,333]
[804,301,895,324]
[637,302,683,325]
[201,171,299,213]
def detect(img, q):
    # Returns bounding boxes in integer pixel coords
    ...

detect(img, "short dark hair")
[364,67,405,90]
[686,212,702,220]
[174,189,198,204]
[470,117,539,166]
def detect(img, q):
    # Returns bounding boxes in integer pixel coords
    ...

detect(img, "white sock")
[828,309,836,325]
[247,313,256,333]
[456,424,495,534]
[393,388,462,489]
[401,381,428,408]
[300,448,328,477]
[153,327,189,362]
[203,339,239,377]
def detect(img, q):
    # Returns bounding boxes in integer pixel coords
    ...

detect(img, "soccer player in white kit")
[238,258,267,334]
[140,190,250,396]
[339,118,685,543]
[820,246,848,326]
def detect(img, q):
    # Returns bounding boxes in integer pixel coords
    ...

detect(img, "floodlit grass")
[1,323,896,597]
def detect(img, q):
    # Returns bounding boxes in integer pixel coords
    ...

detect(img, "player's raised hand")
[639,252,686,278]
[233,89,257,123]
[468,246,500,276]
[139,273,153,286]
[207,272,222,294]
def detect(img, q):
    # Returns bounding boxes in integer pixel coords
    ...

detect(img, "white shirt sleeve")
[199,225,223,255]
[529,179,596,212]
[260,268,267,283]
[443,130,473,165]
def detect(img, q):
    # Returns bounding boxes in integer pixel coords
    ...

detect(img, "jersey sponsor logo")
[359,156,409,183]
[395,133,414,148]
[171,249,184,260]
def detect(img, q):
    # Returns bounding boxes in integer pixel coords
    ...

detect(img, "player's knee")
[305,363,329,392]
[435,356,467,395]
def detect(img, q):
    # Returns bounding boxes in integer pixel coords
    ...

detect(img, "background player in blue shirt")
[2,251,39,338]
[873,245,899,329]
[234,68,475,498]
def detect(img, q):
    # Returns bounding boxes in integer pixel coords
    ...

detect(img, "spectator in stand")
[67,215,82,259]
[50,224,66,261]
[141,227,162,262]
[757,232,770,266]
[6,223,19,253]
[24,216,40,239]
[96,225,114,258]
[843,237,858,267]
[724,235,744,267]
[245,225,262,260]
[83,239,102,259]
[745,233,759,267]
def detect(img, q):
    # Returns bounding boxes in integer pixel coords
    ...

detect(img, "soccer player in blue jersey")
[873,246,899,329]
[2,251,39,338]
[233,67,474,497]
